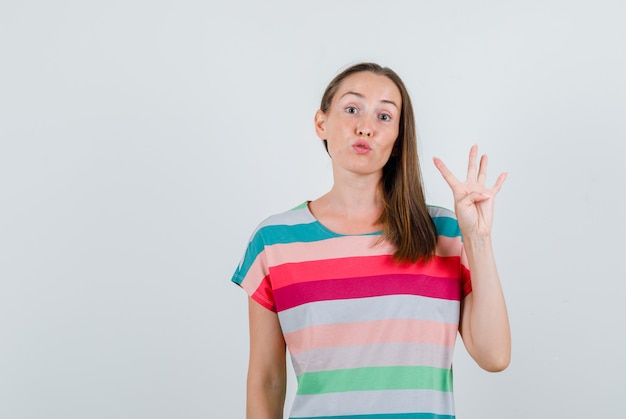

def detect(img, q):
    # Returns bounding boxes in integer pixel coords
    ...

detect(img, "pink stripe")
[460,244,471,297]
[268,235,394,264]
[266,235,465,266]
[250,276,276,311]
[270,254,463,290]
[461,265,471,297]
[274,274,463,312]
[239,236,470,309]
[284,319,457,355]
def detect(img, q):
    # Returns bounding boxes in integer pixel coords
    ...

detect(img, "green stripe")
[296,366,453,395]
[290,202,309,210]
[431,216,462,239]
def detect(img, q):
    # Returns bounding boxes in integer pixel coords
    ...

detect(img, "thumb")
[462,191,492,206]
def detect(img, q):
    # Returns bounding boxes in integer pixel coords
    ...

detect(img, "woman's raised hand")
[433,145,507,238]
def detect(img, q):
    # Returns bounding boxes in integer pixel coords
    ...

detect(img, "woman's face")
[315,71,402,180]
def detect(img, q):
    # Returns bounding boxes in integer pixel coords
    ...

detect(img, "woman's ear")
[314,109,327,140]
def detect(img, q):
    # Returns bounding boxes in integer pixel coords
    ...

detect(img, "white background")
[1,1,625,418]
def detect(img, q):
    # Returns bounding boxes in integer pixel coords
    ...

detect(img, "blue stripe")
[431,216,462,239]
[292,413,454,419]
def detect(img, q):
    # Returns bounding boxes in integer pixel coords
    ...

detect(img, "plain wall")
[1,1,625,418]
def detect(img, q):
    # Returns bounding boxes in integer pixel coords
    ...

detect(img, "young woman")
[232,62,510,419]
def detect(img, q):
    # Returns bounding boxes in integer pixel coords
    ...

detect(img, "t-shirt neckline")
[303,201,383,237]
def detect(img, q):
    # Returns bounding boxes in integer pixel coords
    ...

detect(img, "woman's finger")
[433,157,460,189]
[490,172,508,194]
[466,145,479,182]
[477,154,488,185]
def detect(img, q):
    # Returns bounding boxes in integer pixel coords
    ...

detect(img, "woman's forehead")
[334,72,402,106]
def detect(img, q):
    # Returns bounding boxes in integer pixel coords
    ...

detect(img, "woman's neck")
[309,176,384,235]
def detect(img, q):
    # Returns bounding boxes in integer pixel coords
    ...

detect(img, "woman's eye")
[345,106,358,114]
[379,114,391,121]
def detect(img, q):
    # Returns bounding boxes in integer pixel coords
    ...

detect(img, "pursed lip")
[352,140,372,154]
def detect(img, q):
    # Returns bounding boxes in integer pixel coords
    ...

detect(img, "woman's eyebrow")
[340,91,399,109]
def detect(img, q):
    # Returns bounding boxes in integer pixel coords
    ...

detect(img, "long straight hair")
[319,62,437,263]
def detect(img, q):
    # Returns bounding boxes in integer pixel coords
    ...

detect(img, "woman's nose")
[357,119,373,137]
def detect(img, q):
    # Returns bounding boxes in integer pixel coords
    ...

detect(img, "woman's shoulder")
[256,201,314,229]
[246,202,317,241]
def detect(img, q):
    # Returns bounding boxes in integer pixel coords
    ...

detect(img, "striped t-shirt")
[232,202,471,419]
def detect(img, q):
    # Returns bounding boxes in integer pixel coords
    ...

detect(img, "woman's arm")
[459,236,511,372]
[246,298,287,419]
[433,145,511,372]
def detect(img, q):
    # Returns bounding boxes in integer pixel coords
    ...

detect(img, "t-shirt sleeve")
[231,228,277,312]
[428,205,472,299]
[460,242,472,298]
